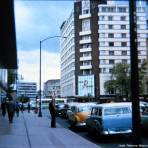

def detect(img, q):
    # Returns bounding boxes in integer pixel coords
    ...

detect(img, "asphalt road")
[42,109,148,148]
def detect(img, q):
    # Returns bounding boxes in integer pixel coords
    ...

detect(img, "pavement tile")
[0,111,101,148]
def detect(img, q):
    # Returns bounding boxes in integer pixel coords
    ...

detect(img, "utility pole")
[129,0,141,145]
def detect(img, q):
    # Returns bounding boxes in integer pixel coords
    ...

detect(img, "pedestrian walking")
[6,95,15,123]
[20,103,24,113]
[15,101,20,117]
[1,99,6,117]
[27,102,31,113]
[48,98,56,128]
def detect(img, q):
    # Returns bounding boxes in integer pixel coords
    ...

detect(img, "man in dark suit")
[49,98,56,128]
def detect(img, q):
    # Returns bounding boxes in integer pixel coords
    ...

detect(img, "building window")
[102,7,107,12]
[121,25,126,29]
[83,9,89,14]
[121,42,127,47]
[137,42,140,46]
[108,33,114,38]
[99,24,105,29]
[99,50,106,55]
[82,35,91,40]
[100,41,106,46]
[82,19,90,31]
[83,61,91,66]
[99,16,105,21]
[109,68,113,73]
[108,7,116,12]
[83,44,91,48]
[108,25,113,29]
[108,16,113,21]
[103,68,106,73]
[109,60,114,64]
[83,52,91,57]
[121,51,127,55]
[109,51,114,55]
[118,7,126,13]
[109,42,114,47]
[99,33,105,38]
[122,59,127,64]
[121,33,126,38]
[120,16,126,21]
[83,69,92,75]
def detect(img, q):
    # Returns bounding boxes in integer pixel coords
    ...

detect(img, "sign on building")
[78,75,94,97]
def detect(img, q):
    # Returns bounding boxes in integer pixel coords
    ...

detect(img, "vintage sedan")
[67,102,96,128]
[86,102,132,136]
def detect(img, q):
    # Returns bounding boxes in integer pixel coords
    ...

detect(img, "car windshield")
[78,106,91,112]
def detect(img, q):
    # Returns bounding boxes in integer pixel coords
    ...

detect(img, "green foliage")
[139,60,148,94]
[104,63,130,97]
[104,80,117,94]
[18,96,30,103]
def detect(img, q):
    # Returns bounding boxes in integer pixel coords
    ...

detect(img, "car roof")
[93,102,132,108]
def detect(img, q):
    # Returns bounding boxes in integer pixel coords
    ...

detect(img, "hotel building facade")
[60,0,148,99]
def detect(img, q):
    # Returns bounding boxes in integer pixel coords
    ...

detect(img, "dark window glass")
[109,42,114,47]
[108,33,114,38]
[109,59,114,64]
[109,51,114,55]
[121,42,127,47]
[122,51,127,55]
[121,25,126,29]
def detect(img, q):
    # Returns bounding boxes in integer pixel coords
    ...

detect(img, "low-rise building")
[17,82,37,100]
[43,79,60,98]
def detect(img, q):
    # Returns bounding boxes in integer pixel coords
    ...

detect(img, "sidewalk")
[0,111,101,148]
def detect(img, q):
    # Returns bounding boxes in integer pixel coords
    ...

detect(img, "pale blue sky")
[14,1,73,87]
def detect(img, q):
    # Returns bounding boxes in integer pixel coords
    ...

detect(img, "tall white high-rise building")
[60,0,148,100]
[60,10,75,97]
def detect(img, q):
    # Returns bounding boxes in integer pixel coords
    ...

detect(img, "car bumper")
[101,129,132,135]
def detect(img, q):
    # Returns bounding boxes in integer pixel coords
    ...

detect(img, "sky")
[14,0,73,89]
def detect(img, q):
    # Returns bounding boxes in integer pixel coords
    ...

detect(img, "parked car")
[55,103,70,118]
[67,102,96,128]
[140,101,148,131]
[86,102,132,137]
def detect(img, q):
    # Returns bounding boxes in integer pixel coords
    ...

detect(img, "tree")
[139,60,148,94]
[18,95,30,103]
[104,63,130,98]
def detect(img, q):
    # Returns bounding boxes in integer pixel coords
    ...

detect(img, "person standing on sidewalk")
[48,98,56,128]
[20,103,24,113]
[15,101,20,117]
[27,102,31,113]
[1,98,6,117]
[6,95,15,123]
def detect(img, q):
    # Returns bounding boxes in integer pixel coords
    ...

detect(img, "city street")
[42,109,148,148]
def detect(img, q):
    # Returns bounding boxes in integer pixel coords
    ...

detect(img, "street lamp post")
[38,36,67,117]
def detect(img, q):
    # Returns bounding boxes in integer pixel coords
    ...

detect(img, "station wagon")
[86,102,132,136]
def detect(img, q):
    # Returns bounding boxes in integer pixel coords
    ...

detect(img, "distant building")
[44,79,60,98]
[0,69,7,100]
[17,82,37,100]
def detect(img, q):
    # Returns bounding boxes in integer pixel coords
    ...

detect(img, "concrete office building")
[60,11,75,97]
[44,79,61,98]
[0,69,7,100]
[60,0,148,99]
[17,82,37,100]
